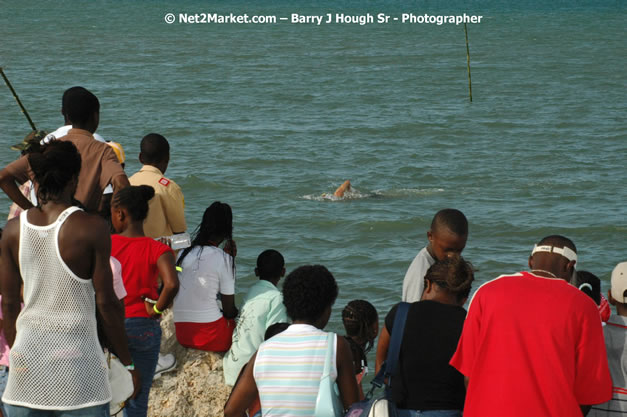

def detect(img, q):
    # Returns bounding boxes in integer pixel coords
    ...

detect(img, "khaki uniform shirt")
[5,129,125,213]
[129,165,186,238]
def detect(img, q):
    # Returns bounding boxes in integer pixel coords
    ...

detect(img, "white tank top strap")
[20,206,83,229]
[54,206,83,226]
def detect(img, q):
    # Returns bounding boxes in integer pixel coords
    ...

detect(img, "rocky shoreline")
[147,312,232,417]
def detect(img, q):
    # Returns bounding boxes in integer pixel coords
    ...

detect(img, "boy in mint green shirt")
[223,250,288,386]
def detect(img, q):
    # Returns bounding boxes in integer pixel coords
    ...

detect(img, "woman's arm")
[375,326,391,374]
[147,251,179,316]
[224,353,259,417]
[219,249,238,319]
[221,294,238,319]
[345,336,365,400]
[336,335,360,410]
[0,219,23,347]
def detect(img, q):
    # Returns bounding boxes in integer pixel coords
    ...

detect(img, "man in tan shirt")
[0,87,129,213]
[129,133,186,238]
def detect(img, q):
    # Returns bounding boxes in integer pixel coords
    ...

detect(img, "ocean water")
[1,0,625,342]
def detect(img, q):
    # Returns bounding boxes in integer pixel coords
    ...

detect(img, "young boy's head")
[427,209,468,261]
[609,262,627,316]
[139,133,170,174]
[255,249,285,285]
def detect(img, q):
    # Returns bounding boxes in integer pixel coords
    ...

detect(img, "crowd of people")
[0,86,624,417]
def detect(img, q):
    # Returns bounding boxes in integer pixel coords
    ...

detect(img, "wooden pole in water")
[464,23,473,102]
[0,67,37,131]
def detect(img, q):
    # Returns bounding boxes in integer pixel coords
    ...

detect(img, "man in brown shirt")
[0,87,129,213]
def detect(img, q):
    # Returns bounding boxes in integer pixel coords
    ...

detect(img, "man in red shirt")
[450,235,612,417]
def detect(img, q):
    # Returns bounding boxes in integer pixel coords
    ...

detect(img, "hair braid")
[176,201,235,276]
[342,300,378,352]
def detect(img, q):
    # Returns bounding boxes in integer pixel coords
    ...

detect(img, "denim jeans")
[0,366,9,416]
[123,317,162,417]
[397,410,462,417]
[4,403,109,417]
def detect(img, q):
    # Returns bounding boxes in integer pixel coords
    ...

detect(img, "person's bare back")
[0,141,139,411]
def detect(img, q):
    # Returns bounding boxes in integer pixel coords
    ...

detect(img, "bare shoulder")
[1,216,20,245]
[336,332,352,357]
[64,210,111,243]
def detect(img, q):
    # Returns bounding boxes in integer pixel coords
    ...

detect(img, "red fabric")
[248,397,261,417]
[111,235,173,318]
[175,318,235,352]
[450,271,612,417]
[599,294,611,323]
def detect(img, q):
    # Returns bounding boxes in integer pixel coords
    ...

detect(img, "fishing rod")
[0,67,37,131]
[464,23,473,102]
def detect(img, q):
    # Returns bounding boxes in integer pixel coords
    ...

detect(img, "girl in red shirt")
[110,185,179,417]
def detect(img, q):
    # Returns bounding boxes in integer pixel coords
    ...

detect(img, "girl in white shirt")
[173,202,238,352]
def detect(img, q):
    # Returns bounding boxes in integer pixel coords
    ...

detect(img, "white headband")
[531,244,578,263]
[578,283,592,292]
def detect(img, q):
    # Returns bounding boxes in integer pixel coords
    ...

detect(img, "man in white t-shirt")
[45,124,107,143]
[402,209,469,302]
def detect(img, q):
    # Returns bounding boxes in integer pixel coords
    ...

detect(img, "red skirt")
[175,317,236,352]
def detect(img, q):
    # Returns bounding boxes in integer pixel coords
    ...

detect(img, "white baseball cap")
[610,262,627,304]
[531,244,578,263]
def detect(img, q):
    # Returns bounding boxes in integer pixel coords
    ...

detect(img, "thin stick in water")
[464,23,473,102]
[0,67,37,130]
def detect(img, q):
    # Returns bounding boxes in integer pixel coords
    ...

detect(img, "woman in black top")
[375,257,474,417]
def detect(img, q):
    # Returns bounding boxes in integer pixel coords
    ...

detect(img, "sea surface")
[1,0,625,341]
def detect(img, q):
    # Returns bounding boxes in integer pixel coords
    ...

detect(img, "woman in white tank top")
[0,140,137,417]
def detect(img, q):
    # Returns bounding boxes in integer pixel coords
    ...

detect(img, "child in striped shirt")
[224,265,359,417]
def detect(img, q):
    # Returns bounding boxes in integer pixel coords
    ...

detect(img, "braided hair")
[424,256,475,303]
[342,300,378,353]
[111,185,155,221]
[28,140,81,205]
[176,201,234,275]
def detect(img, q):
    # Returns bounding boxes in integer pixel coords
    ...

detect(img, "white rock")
[148,311,232,417]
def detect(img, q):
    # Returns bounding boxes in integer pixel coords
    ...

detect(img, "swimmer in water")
[334,180,351,197]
